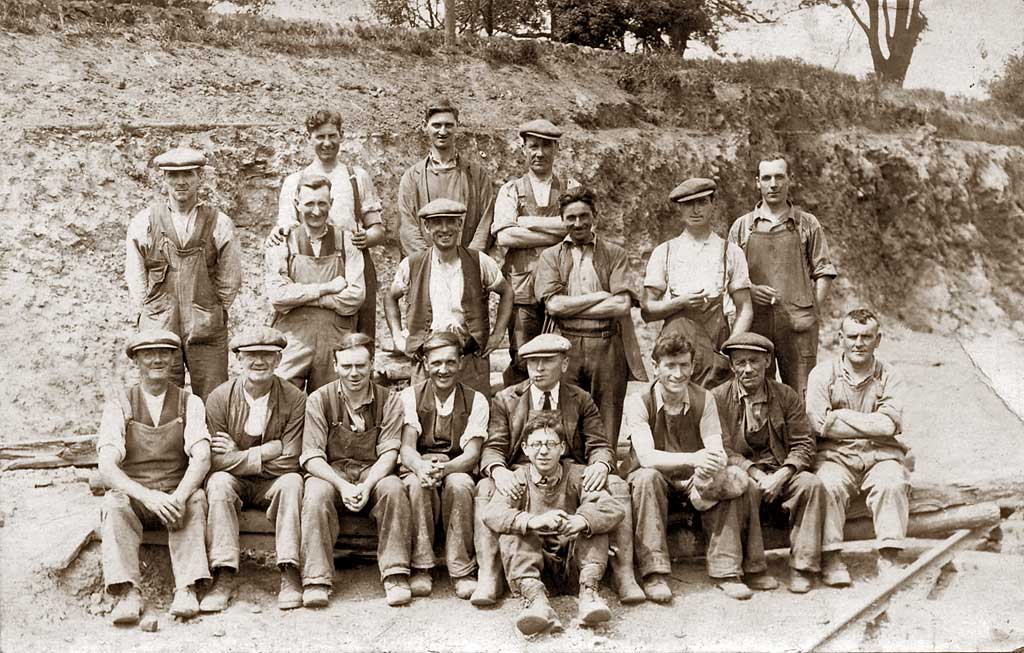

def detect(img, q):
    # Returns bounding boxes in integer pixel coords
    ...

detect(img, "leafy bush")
[987,51,1024,116]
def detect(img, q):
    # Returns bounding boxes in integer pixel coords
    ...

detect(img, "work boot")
[610,501,646,605]
[110,586,143,625]
[715,577,753,600]
[410,570,433,597]
[453,575,478,600]
[199,569,234,613]
[745,571,779,591]
[876,548,902,576]
[577,583,611,626]
[514,578,559,636]
[787,568,814,594]
[302,584,330,608]
[470,495,503,606]
[277,566,302,610]
[821,552,851,587]
[642,573,673,603]
[169,586,200,619]
[383,574,412,607]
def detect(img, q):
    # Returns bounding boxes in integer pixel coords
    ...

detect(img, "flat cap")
[230,326,288,353]
[669,177,716,203]
[519,333,572,359]
[425,96,459,121]
[125,329,181,359]
[519,118,563,141]
[721,332,774,357]
[154,147,207,171]
[418,198,467,220]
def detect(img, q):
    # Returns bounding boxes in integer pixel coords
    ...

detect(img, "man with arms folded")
[201,327,306,612]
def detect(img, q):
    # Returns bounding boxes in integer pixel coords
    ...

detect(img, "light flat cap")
[230,326,288,353]
[125,329,181,359]
[519,118,563,141]
[425,96,459,121]
[519,333,572,359]
[154,147,207,171]
[669,177,716,203]
[721,332,774,357]
[418,198,467,220]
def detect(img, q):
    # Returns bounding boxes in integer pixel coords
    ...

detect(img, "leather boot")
[610,499,645,605]
[110,586,143,625]
[199,568,234,613]
[514,578,559,636]
[470,494,503,606]
[277,565,303,610]
[578,565,611,626]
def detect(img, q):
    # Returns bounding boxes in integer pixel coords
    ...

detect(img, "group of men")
[100,99,911,636]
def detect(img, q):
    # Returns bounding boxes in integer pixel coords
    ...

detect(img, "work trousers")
[205,471,303,570]
[412,354,491,398]
[402,472,477,578]
[752,470,826,572]
[500,531,608,593]
[503,303,544,387]
[277,328,353,394]
[169,332,229,401]
[100,489,211,591]
[563,332,629,451]
[628,468,766,579]
[816,451,910,551]
[301,474,411,586]
[751,311,817,399]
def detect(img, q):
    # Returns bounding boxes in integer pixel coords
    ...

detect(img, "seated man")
[475,333,644,606]
[97,330,211,624]
[299,333,414,607]
[201,327,306,612]
[807,308,909,579]
[483,412,623,635]
[399,331,488,599]
[712,332,826,593]
[626,331,774,602]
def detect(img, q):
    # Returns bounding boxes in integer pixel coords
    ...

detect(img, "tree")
[804,0,928,86]
[987,50,1024,116]
[627,0,718,55]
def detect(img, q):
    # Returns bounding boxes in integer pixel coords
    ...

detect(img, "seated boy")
[483,412,624,635]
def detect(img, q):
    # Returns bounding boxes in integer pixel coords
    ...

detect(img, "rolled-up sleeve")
[725,242,751,293]
[460,392,490,449]
[374,391,404,457]
[399,386,421,433]
[491,180,520,235]
[801,214,838,279]
[277,172,300,229]
[642,243,668,293]
[212,212,242,310]
[390,258,411,298]
[398,166,429,255]
[478,252,505,292]
[184,394,212,455]
[97,398,128,463]
[354,166,383,222]
[698,392,724,453]
[621,391,651,451]
[300,391,331,468]
[125,209,151,312]
[607,243,639,301]
[533,246,563,304]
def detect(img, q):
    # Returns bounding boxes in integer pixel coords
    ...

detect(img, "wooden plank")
[1,434,98,470]
[42,511,100,570]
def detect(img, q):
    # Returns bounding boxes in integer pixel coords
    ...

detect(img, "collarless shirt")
[242,388,271,437]
[529,384,560,411]
[96,387,211,462]
[399,385,490,449]
[526,170,554,208]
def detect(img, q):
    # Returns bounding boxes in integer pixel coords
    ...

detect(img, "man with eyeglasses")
[473,333,645,607]
[642,177,752,389]
[484,412,623,635]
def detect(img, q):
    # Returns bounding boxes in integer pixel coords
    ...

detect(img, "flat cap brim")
[673,188,715,203]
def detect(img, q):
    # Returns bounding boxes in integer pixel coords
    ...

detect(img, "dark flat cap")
[669,177,716,203]
[154,147,207,171]
[721,332,774,357]
[425,96,459,121]
[519,119,563,141]
[418,198,467,220]
[519,333,572,359]
[125,329,181,358]
[230,326,288,353]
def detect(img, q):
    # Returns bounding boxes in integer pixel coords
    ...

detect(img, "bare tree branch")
[840,0,872,39]
[882,0,894,54]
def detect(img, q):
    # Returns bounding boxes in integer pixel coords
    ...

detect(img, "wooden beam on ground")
[802,529,977,652]
[1,435,97,471]
[43,512,100,571]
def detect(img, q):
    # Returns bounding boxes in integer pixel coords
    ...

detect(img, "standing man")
[712,332,827,593]
[533,187,647,450]
[643,177,753,389]
[201,327,306,612]
[473,334,645,607]
[97,330,211,624]
[275,110,386,346]
[266,172,365,393]
[483,412,623,635]
[493,119,579,386]
[299,333,414,607]
[807,309,909,580]
[397,97,494,256]
[625,331,774,602]
[384,198,513,397]
[729,153,837,397]
[126,147,242,400]
[399,331,488,600]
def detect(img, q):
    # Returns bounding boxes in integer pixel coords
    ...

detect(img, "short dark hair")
[298,171,332,194]
[424,97,459,122]
[558,186,596,215]
[756,152,790,177]
[652,332,695,363]
[335,332,374,359]
[841,308,880,329]
[305,110,343,135]
[524,411,565,443]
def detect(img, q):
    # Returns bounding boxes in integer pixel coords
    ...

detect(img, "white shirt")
[276,163,384,233]
[492,174,581,234]
[96,388,211,462]
[529,384,560,411]
[399,386,490,450]
[243,388,271,437]
[621,383,723,452]
[391,249,504,332]
[644,231,750,299]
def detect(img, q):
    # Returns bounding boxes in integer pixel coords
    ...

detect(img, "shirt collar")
[530,461,563,487]
[303,223,328,242]
[433,387,456,415]
[654,382,689,415]
[752,200,795,224]
[529,383,560,409]
[737,380,768,404]
[562,233,595,248]
[243,387,271,407]
[527,169,554,186]
[165,201,202,219]
[339,385,373,411]
[838,354,880,387]
[427,151,459,171]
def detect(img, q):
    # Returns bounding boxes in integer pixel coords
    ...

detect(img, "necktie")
[542,391,553,411]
